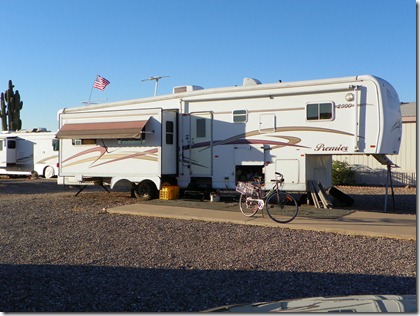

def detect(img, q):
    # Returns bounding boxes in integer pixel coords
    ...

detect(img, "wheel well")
[43,165,55,173]
[161,176,177,187]
[112,178,133,188]
[140,179,157,187]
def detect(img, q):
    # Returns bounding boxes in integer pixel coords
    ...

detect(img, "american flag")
[93,75,110,90]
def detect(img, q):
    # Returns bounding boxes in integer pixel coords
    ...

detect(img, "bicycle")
[235,172,299,223]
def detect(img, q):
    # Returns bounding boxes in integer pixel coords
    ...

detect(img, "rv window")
[196,119,206,138]
[0,140,3,151]
[7,140,16,149]
[52,139,59,151]
[306,103,333,121]
[233,110,247,123]
[166,121,174,145]
[320,103,332,119]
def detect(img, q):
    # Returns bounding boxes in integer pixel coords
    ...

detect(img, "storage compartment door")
[275,159,299,184]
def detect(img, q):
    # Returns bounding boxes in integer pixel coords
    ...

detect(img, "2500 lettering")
[336,103,354,109]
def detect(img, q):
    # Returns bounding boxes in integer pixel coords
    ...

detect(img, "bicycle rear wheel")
[265,191,298,223]
[239,193,260,217]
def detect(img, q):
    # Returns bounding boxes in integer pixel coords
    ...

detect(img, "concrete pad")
[107,203,416,241]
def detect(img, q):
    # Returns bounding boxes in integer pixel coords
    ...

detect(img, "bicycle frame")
[244,176,283,211]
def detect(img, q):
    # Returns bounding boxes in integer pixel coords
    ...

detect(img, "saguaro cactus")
[1,80,23,131]
[10,89,23,131]
[0,92,7,131]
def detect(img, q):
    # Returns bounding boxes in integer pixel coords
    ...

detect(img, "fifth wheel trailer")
[56,75,401,199]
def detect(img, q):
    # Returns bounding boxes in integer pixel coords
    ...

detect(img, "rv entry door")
[0,137,17,166]
[189,111,213,176]
[0,138,6,167]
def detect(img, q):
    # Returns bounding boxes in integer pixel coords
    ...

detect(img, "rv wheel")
[135,181,157,201]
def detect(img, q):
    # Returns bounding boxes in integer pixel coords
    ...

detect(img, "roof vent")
[243,78,261,86]
[173,85,204,94]
[31,127,49,133]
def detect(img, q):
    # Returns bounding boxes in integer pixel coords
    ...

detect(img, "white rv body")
[0,130,59,178]
[56,75,401,197]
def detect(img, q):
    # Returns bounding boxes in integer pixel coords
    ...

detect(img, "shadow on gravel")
[0,178,68,195]
[349,194,417,214]
[0,264,415,312]
[0,178,112,195]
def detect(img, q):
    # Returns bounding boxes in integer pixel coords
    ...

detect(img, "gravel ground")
[0,178,416,312]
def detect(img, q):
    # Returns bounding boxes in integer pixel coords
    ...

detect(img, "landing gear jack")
[74,183,110,196]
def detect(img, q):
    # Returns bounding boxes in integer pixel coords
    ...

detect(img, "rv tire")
[44,166,55,179]
[135,181,157,201]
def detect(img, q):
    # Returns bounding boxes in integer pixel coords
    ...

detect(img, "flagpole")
[87,75,97,105]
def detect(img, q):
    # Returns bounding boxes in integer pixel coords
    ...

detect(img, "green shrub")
[332,160,355,185]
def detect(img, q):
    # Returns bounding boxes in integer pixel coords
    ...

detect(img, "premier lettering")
[314,143,348,152]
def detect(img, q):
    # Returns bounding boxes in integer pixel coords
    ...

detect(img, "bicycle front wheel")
[265,192,298,223]
[239,193,260,217]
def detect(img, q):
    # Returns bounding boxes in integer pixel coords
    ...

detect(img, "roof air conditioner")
[173,85,204,94]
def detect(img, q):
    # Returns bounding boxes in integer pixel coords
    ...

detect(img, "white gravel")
[0,178,416,312]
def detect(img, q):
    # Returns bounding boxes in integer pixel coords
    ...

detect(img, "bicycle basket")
[235,181,255,195]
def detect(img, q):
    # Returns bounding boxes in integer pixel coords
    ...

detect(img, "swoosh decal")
[183,126,350,151]
[62,147,158,169]
[90,149,158,168]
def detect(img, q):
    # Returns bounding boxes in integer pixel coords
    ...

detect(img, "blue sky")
[1,0,416,131]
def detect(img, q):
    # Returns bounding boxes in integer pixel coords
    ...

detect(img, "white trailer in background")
[0,129,59,178]
[56,75,401,200]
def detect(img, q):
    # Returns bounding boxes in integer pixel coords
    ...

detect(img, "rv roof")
[62,75,377,113]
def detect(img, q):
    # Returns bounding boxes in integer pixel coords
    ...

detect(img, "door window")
[196,119,206,138]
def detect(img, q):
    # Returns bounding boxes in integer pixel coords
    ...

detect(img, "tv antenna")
[141,76,170,96]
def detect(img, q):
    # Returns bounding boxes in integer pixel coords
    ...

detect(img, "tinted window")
[233,110,247,123]
[196,119,206,138]
[306,104,319,120]
[166,121,174,144]
[7,140,16,149]
[320,103,332,119]
[307,103,333,120]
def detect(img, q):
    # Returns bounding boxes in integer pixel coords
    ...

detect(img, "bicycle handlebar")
[271,172,284,183]
[253,172,284,184]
